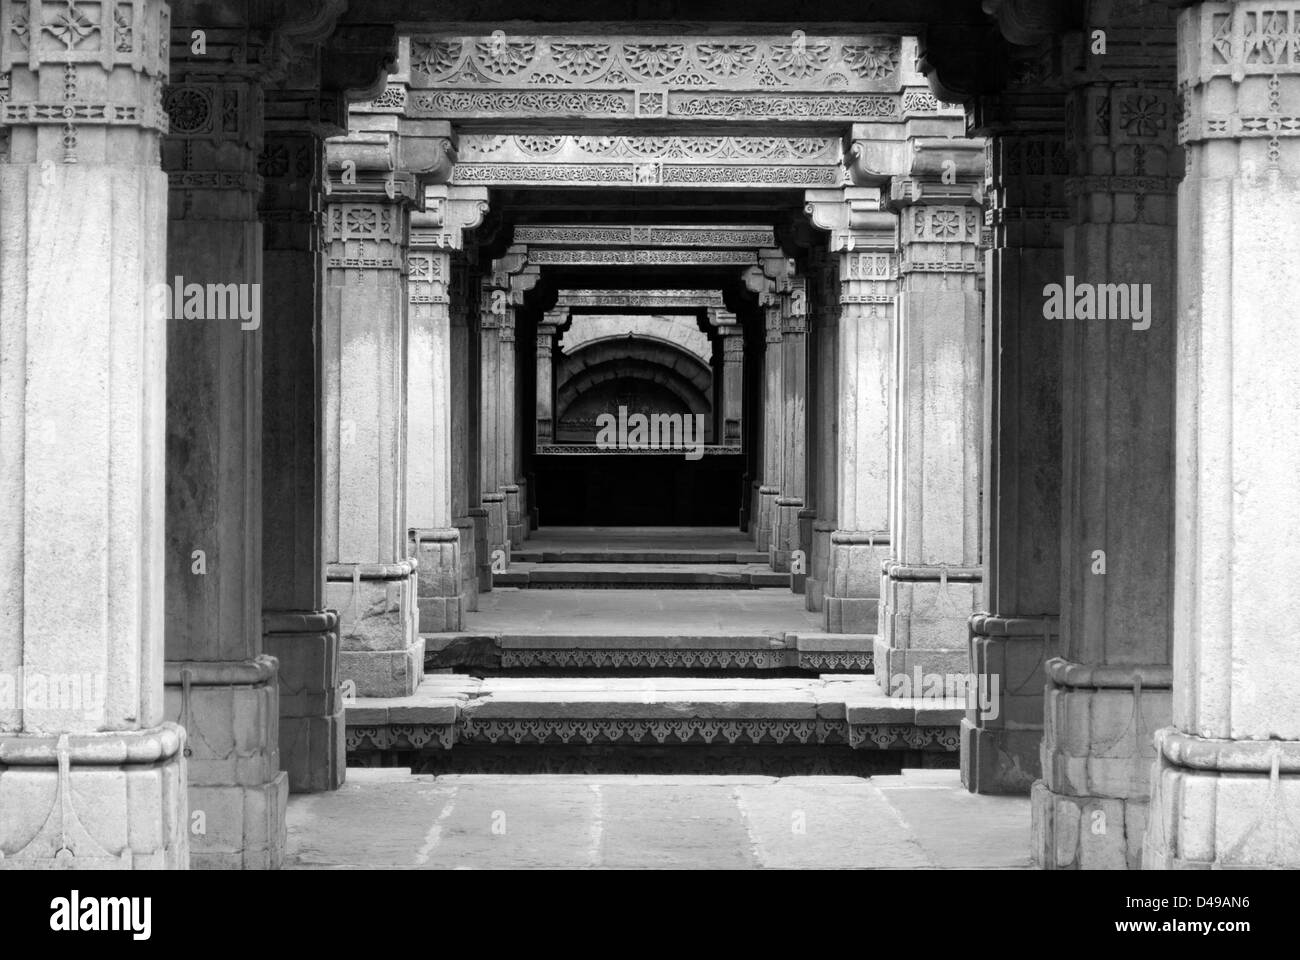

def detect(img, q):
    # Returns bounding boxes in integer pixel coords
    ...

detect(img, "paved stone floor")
[286,768,1030,869]
[464,587,822,635]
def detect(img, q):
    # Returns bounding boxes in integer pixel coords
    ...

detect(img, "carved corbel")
[890,138,986,206]
[803,188,895,252]
[982,0,1072,46]
[416,185,491,251]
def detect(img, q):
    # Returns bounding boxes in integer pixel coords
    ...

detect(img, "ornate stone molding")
[557,289,726,309]
[515,224,776,248]
[410,184,489,251]
[528,247,759,267]
[462,133,841,163]
[405,34,905,93]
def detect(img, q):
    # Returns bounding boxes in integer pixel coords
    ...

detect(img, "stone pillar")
[752,277,783,554]
[805,251,840,611]
[0,0,186,869]
[1032,11,1178,869]
[259,94,344,794]
[876,143,985,690]
[321,117,452,698]
[407,216,464,633]
[710,309,744,446]
[450,255,479,612]
[772,278,808,574]
[161,39,288,869]
[479,276,507,566]
[467,263,492,592]
[820,199,898,634]
[963,90,1067,795]
[537,310,563,447]
[1145,0,1300,869]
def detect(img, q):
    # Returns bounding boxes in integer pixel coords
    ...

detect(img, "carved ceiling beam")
[515,225,777,249]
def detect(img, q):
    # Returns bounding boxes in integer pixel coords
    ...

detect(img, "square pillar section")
[963,87,1068,795]
[818,196,898,635]
[1032,7,1178,870]
[1145,0,1300,869]
[0,0,186,869]
[321,117,454,698]
[877,142,986,691]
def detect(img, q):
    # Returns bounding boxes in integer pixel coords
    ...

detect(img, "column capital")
[887,137,984,210]
[324,114,455,204]
[410,184,490,251]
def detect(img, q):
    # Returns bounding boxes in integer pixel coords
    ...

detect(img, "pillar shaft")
[161,45,288,869]
[963,91,1066,795]
[479,280,507,564]
[259,107,343,794]
[0,0,186,868]
[806,252,840,611]
[772,280,808,573]
[877,163,985,690]
[1146,0,1300,869]
[407,230,464,632]
[1033,10,1179,869]
[500,305,524,547]
[754,294,783,553]
[824,220,898,633]
[321,136,423,699]
[450,256,479,611]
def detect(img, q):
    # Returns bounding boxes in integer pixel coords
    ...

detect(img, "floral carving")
[842,41,899,80]
[163,87,211,134]
[473,38,536,77]
[410,39,462,78]
[1119,93,1169,138]
[43,2,97,50]
[622,42,684,78]
[550,42,611,79]
[768,40,831,79]
[696,42,757,77]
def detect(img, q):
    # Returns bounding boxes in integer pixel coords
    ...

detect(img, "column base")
[805,520,834,612]
[754,487,778,553]
[411,528,465,632]
[961,614,1059,795]
[875,563,982,695]
[504,483,525,548]
[1034,658,1172,869]
[326,559,422,697]
[469,506,491,593]
[823,531,888,633]
[1144,729,1300,869]
[482,493,508,568]
[164,658,286,870]
[0,726,188,869]
[454,516,479,613]
[770,496,803,573]
[263,610,344,794]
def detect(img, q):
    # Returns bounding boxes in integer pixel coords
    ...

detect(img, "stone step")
[425,630,874,672]
[494,562,789,589]
[345,673,962,760]
[511,549,770,564]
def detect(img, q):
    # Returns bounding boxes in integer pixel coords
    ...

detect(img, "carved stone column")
[804,249,840,611]
[479,274,507,565]
[1033,8,1178,869]
[450,254,479,611]
[963,88,1067,795]
[709,308,744,446]
[809,190,898,635]
[161,29,290,869]
[537,309,563,446]
[772,277,808,574]
[1145,0,1300,869]
[259,85,344,795]
[407,216,463,633]
[749,271,783,555]
[877,142,985,691]
[321,116,451,698]
[0,0,186,869]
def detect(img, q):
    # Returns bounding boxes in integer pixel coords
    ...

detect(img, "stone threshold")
[493,562,790,588]
[424,631,874,672]
[346,673,961,756]
[511,549,771,564]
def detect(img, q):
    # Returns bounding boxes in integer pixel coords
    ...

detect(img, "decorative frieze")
[462,133,840,162]
[405,35,903,92]
[527,247,759,267]
[453,160,839,187]
[557,289,726,309]
[516,224,775,248]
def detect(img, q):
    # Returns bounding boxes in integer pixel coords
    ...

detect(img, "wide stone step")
[346,674,963,761]
[511,549,770,564]
[426,630,874,672]
[494,562,789,589]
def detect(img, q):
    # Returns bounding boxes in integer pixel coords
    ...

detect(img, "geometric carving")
[515,224,776,248]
